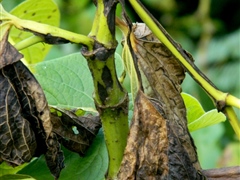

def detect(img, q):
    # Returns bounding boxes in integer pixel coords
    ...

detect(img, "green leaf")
[9,0,60,64]
[181,92,205,123]
[122,40,139,101]
[18,131,108,180]
[115,52,124,79]
[0,174,35,180]
[188,109,226,132]
[33,53,95,111]
[0,162,28,177]
[182,92,226,131]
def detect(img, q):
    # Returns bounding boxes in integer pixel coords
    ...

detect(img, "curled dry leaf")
[118,91,204,179]
[0,31,64,179]
[118,23,205,179]
[50,107,101,155]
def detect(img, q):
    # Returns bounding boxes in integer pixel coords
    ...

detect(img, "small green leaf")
[181,92,205,123]
[188,109,226,132]
[9,0,60,64]
[182,92,226,131]
[33,53,95,111]
[18,131,108,180]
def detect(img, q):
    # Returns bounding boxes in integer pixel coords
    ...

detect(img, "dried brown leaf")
[0,31,23,69]
[0,31,64,179]
[118,22,205,179]
[50,107,101,155]
[0,69,37,165]
[118,91,204,179]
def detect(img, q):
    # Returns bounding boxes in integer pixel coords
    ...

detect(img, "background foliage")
[1,0,239,173]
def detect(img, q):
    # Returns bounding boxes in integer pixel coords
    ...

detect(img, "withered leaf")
[0,31,64,179]
[118,22,205,179]
[131,23,201,171]
[50,107,101,155]
[118,91,205,179]
[0,31,36,165]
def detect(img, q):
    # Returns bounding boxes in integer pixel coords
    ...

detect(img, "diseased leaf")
[0,32,36,166]
[0,31,23,68]
[118,22,205,179]
[9,0,60,64]
[50,107,101,155]
[0,30,64,179]
[118,91,203,179]
[132,23,201,170]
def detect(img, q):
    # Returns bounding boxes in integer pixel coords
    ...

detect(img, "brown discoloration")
[50,107,101,155]
[118,23,205,179]
[118,91,169,179]
[132,23,201,171]
[0,31,64,179]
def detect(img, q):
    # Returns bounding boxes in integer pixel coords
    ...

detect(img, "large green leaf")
[9,0,60,64]
[181,92,226,131]
[18,131,108,180]
[33,53,95,111]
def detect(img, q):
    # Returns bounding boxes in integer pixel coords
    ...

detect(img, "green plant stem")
[0,4,94,49]
[226,94,240,109]
[128,0,240,137]
[82,0,129,179]
[14,36,43,51]
[224,107,240,139]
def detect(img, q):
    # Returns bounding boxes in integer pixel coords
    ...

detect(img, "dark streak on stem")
[103,0,118,37]
[102,66,113,89]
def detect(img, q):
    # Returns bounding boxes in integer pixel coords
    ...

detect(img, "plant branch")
[202,166,240,179]
[224,107,240,139]
[14,36,44,51]
[0,4,94,49]
[226,94,240,109]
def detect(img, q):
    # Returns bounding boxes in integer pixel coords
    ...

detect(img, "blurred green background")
[2,0,239,169]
